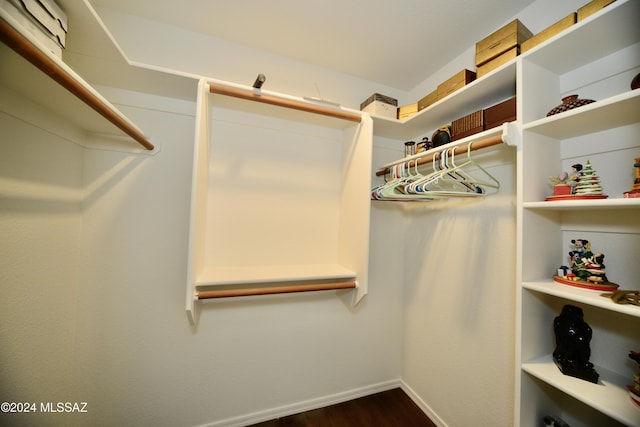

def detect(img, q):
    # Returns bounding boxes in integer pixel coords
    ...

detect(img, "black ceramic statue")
[552,304,599,383]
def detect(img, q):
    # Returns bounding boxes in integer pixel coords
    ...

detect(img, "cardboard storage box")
[15,0,67,48]
[0,0,64,57]
[521,13,576,54]
[484,96,516,130]
[451,110,484,141]
[577,0,616,22]
[477,46,518,78]
[437,69,476,100]
[397,103,418,120]
[360,93,398,119]
[476,19,533,66]
[417,89,438,111]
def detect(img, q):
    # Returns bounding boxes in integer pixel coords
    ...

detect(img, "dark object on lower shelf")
[632,73,640,90]
[431,125,451,147]
[547,94,595,116]
[543,414,570,427]
[552,304,600,384]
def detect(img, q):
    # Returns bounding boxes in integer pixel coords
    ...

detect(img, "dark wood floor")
[248,388,437,427]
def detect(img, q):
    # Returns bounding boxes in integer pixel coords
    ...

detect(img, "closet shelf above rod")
[0,18,154,151]
[196,281,357,300]
[209,83,362,123]
[375,124,517,177]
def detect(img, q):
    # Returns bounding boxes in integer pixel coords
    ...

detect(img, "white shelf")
[524,197,640,210]
[523,281,640,318]
[522,355,640,427]
[521,0,640,75]
[196,264,356,287]
[522,90,640,139]
[371,60,516,140]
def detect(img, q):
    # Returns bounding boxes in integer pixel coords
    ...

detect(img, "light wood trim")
[0,19,154,150]
[209,83,362,123]
[196,281,356,300]
[375,134,504,176]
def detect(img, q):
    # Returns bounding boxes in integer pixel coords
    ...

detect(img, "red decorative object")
[553,275,618,292]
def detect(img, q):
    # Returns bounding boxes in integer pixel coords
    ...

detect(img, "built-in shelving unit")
[516,1,640,426]
[185,79,373,325]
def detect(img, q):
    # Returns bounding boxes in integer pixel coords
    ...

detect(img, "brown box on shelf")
[484,96,516,130]
[451,110,484,141]
[397,103,418,120]
[437,69,476,100]
[417,89,438,111]
[477,46,519,78]
[476,19,533,66]
[577,0,616,22]
[521,13,577,54]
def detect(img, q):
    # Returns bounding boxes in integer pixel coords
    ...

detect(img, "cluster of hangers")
[371,142,500,202]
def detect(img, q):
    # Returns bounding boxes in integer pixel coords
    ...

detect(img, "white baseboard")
[198,379,402,427]
[399,380,448,427]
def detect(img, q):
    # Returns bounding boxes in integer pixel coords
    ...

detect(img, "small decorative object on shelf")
[623,157,640,198]
[431,125,452,147]
[553,304,600,384]
[554,238,619,291]
[632,73,640,90]
[546,162,607,201]
[628,350,640,409]
[547,94,596,116]
[543,414,570,427]
[404,141,416,157]
[600,289,640,306]
[548,170,578,196]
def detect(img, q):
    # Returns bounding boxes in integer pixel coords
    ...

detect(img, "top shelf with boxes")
[370,60,517,140]
[519,0,640,125]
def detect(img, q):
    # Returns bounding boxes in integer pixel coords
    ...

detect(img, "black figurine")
[552,305,599,383]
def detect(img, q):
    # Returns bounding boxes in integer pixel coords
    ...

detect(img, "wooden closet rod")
[375,134,504,176]
[0,19,155,151]
[209,83,362,123]
[196,281,356,300]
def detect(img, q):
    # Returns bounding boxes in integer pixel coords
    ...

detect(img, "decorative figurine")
[554,239,619,291]
[546,162,607,201]
[623,157,640,198]
[574,161,605,196]
[553,304,599,384]
[600,289,640,306]
[548,170,578,196]
[628,350,640,408]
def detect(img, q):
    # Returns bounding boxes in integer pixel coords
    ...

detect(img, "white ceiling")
[91,0,537,90]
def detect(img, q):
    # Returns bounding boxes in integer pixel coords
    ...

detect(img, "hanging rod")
[196,281,356,300]
[0,19,154,151]
[376,133,504,177]
[209,83,362,123]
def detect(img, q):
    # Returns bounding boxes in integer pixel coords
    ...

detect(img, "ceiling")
[91,0,537,91]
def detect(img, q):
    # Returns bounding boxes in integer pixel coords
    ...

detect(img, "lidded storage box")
[437,69,476,100]
[475,19,532,67]
[0,0,68,58]
[360,93,398,119]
